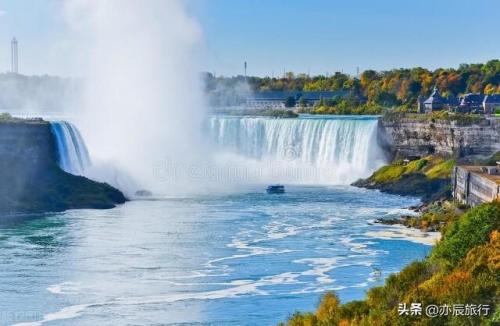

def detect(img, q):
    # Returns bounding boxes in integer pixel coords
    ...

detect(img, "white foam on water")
[112,271,303,306]
[365,225,441,246]
[293,257,342,284]
[351,282,369,288]
[385,208,420,217]
[290,285,347,295]
[264,220,303,240]
[339,236,380,256]
[20,271,301,326]
[12,304,91,326]
[205,247,296,269]
[46,281,81,295]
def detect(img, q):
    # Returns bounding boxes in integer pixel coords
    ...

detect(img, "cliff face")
[378,116,500,158]
[0,120,56,169]
[0,119,126,214]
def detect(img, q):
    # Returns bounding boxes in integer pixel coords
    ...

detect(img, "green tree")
[284,96,296,108]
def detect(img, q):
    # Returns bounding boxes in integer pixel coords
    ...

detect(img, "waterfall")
[48,116,385,191]
[208,115,385,185]
[50,121,91,176]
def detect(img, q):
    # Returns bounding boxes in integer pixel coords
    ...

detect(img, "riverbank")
[352,152,500,233]
[352,155,454,204]
[281,149,500,325]
[281,202,500,325]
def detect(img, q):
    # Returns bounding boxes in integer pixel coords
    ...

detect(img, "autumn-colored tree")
[205,60,499,108]
[316,292,342,324]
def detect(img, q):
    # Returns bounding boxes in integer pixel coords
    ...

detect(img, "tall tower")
[244,61,247,82]
[11,37,18,74]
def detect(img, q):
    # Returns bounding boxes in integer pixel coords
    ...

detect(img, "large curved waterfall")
[208,115,385,185]
[50,121,91,176]
[48,116,385,190]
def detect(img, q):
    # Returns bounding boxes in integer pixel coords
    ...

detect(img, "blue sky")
[0,0,499,76]
[193,0,500,76]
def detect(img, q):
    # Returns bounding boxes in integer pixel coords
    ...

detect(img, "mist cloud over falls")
[63,0,207,196]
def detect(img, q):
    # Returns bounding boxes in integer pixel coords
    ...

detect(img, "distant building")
[419,86,500,114]
[452,165,500,207]
[459,93,485,113]
[483,94,500,114]
[423,86,446,112]
[246,91,349,109]
[446,95,459,108]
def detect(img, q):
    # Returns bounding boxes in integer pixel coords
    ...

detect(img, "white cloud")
[0,10,6,16]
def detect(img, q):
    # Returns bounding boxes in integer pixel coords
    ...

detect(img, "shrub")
[339,300,370,321]
[482,151,500,166]
[425,159,455,179]
[431,203,500,267]
[283,312,318,326]
[316,292,341,324]
[405,158,428,172]
[0,112,13,121]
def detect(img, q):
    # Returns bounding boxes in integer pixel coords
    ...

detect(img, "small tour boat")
[266,185,285,194]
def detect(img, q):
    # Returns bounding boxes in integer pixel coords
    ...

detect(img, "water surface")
[0,186,430,326]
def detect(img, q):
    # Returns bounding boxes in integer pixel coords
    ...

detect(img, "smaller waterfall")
[50,121,91,176]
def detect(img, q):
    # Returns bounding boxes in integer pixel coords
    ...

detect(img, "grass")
[369,156,455,184]
[425,159,456,179]
[370,164,408,183]
[370,158,427,183]
[353,155,455,203]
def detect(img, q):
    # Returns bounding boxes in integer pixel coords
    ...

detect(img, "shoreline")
[365,201,443,246]
[366,222,441,246]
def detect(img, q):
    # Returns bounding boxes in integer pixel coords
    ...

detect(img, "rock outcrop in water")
[0,116,126,214]
[378,114,500,158]
[352,155,454,203]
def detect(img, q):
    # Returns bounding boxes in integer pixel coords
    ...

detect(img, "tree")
[316,292,341,324]
[373,91,399,107]
[284,96,296,108]
[298,96,307,107]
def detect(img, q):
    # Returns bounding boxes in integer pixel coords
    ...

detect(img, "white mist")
[63,0,207,196]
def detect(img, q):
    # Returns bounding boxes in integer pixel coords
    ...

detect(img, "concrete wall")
[452,166,500,207]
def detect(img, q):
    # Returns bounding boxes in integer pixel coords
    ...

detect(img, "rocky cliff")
[0,117,126,214]
[378,114,500,158]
